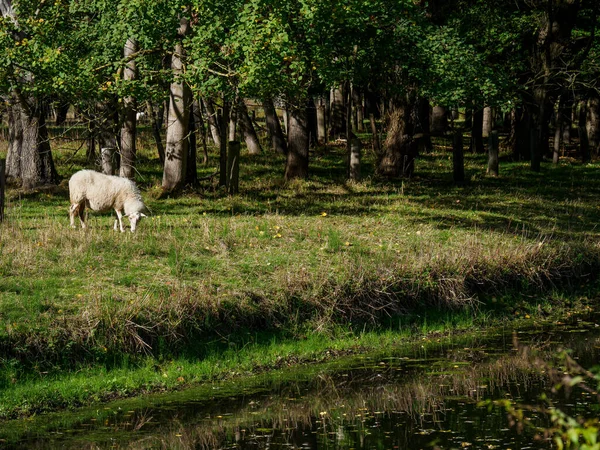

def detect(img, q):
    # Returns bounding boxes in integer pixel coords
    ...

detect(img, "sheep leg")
[114,210,125,232]
[77,202,87,228]
[69,204,77,228]
[70,202,86,229]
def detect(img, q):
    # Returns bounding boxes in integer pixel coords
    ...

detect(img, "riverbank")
[0,305,598,448]
[1,135,600,418]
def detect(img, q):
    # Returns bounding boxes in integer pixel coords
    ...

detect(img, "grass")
[0,126,600,417]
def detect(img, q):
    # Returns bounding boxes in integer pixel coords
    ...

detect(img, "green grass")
[1,127,600,417]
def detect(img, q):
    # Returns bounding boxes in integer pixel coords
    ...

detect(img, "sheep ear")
[140,213,147,218]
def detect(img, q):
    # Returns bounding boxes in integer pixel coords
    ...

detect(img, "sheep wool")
[69,170,148,232]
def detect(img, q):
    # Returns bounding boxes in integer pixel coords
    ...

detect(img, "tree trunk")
[263,98,287,155]
[369,113,380,155]
[54,102,69,126]
[0,159,5,222]
[282,108,289,135]
[329,85,345,139]
[349,138,361,181]
[162,18,191,192]
[119,37,138,179]
[185,99,198,186]
[284,104,309,180]
[228,101,237,142]
[513,108,531,162]
[20,103,59,189]
[204,98,221,148]
[579,99,590,163]
[196,99,209,165]
[352,86,364,133]
[307,97,318,147]
[487,130,499,176]
[227,140,240,195]
[5,97,23,181]
[147,101,165,165]
[377,94,418,178]
[417,97,433,153]
[553,103,562,164]
[431,106,448,136]
[238,100,262,155]
[586,95,600,156]
[453,131,465,185]
[482,106,493,138]
[219,100,229,187]
[470,105,485,154]
[316,96,327,145]
[562,97,574,146]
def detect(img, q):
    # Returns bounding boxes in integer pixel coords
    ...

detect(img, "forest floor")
[1,127,600,418]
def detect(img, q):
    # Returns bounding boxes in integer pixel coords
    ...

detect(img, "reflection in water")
[2,325,599,449]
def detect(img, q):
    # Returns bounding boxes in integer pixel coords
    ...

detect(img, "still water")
[2,321,599,449]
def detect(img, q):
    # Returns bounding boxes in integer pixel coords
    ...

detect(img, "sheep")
[69,170,148,232]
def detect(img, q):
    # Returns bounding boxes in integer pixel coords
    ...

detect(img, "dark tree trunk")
[227,140,240,195]
[562,97,574,146]
[470,105,485,154]
[263,98,287,155]
[284,104,309,180]
[587,95,600,156]
[453,131,465,185]
[329,85,345,139]
[147,101,165,165]
[54,102,69,126]
[513,108,531,161]
[417,97,433,153]
[553,99,562,164]
[307,96,318,147]
[219,99,229,187]
[431,106,448,136]
[352,86,364,133]
[579,99,591,163]
[185,99,198,186]
[196,99,209,165]
[487,130,499,176]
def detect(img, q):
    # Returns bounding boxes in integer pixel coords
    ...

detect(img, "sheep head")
[127,211,147,232]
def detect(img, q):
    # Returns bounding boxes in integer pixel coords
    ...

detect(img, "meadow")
[0,127,599,417]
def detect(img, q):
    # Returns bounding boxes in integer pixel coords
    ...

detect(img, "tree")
[162,17,192,193]
[1,0,61,188]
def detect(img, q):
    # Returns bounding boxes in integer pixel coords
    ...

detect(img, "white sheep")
[69,170,148,232]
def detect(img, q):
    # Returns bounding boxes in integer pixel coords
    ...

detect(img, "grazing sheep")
[69,170,148,232]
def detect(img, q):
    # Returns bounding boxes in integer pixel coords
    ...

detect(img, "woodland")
[0,0,599,189]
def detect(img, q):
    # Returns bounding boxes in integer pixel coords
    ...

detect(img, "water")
[1,321,599,449]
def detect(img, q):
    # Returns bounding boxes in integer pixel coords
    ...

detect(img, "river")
[1,319,599,449]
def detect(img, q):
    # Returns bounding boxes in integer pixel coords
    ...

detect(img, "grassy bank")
[1,129,600,417]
